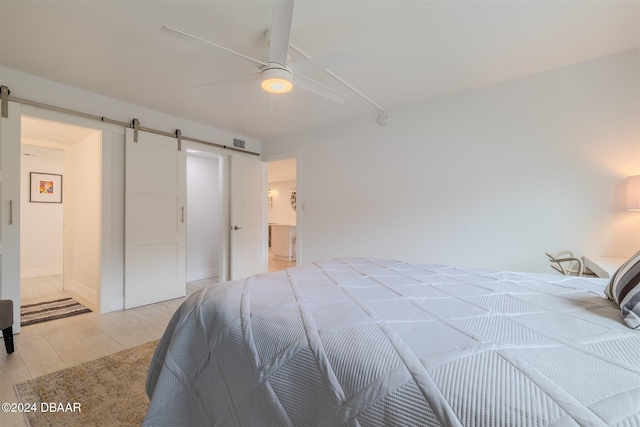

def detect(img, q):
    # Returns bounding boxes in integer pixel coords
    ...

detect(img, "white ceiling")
[21,116,99,145]
[1,1,638,141]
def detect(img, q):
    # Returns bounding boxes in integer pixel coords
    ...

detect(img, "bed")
[144,258,640,426]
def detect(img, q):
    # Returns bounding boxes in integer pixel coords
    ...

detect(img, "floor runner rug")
[21,297,92,327]
[14,339,158,427]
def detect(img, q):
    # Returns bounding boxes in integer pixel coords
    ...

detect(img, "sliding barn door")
[0,100,21,331]
[230,154,267,279]
[124,128,186,309]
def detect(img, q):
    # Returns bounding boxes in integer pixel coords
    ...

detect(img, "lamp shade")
[628,175,640,211]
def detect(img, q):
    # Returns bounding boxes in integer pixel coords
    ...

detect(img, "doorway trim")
[265,151,302,265]
[21,103,122,313]
[184,140,231,282]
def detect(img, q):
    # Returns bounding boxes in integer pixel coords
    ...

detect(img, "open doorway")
[267,158,297,272]
[20,116,101,312]
[186,148,222,287]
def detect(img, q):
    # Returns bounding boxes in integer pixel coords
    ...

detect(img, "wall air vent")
[232,138,246,149]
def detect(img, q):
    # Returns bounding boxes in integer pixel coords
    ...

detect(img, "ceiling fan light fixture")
[261,67,293,94]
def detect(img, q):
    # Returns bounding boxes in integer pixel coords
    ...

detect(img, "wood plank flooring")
[268,250,296,272]
[0,275,216,427]
[0,256,295,427]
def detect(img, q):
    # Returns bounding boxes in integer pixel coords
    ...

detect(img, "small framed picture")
[30,172,63,203]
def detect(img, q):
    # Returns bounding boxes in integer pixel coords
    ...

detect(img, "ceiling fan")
[161,0,381,104]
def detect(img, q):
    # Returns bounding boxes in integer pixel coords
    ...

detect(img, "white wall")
[20,144,64,278]
[263,49,640,273]
[67,132,101,305]
[268,180,297,225]
[187,154,221,281]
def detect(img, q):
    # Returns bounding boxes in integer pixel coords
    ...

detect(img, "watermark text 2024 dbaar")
[2,402,82,413]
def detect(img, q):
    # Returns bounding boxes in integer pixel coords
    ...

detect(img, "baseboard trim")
[187,267,219,282]
[69,280,98,306]
[21,266,63,279]
[110,297,124,312]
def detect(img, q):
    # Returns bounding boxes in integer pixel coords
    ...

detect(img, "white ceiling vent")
[232,138,246,149]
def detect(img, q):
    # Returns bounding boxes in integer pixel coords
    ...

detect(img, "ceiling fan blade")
[294,76,347,104]
[191,73,261,91]
[268,0,295,66]
[289,47,381,75]
[161,26,266,69]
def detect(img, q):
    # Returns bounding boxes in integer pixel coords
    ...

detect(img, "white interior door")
[124,128,186,308]
[230,154,267,279]
[0,100,21,332]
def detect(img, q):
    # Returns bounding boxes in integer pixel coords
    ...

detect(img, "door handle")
[9,200,13,225]
[232,225,243,231]
[181,206,185,223]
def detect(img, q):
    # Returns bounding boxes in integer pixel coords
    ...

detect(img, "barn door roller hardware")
[0,84,259,155]
[1,86,9,118]
[132,118,140,142]
[130,120,183,152]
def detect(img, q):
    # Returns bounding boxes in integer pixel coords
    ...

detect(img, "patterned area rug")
[15,339,158,427]
[21,297,92,327]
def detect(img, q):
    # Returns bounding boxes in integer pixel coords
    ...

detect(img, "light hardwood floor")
[0,256,296,427]
[0,275,216,427]
[268,250,296,272]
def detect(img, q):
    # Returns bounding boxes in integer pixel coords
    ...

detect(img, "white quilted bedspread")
[144,258,640,427]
